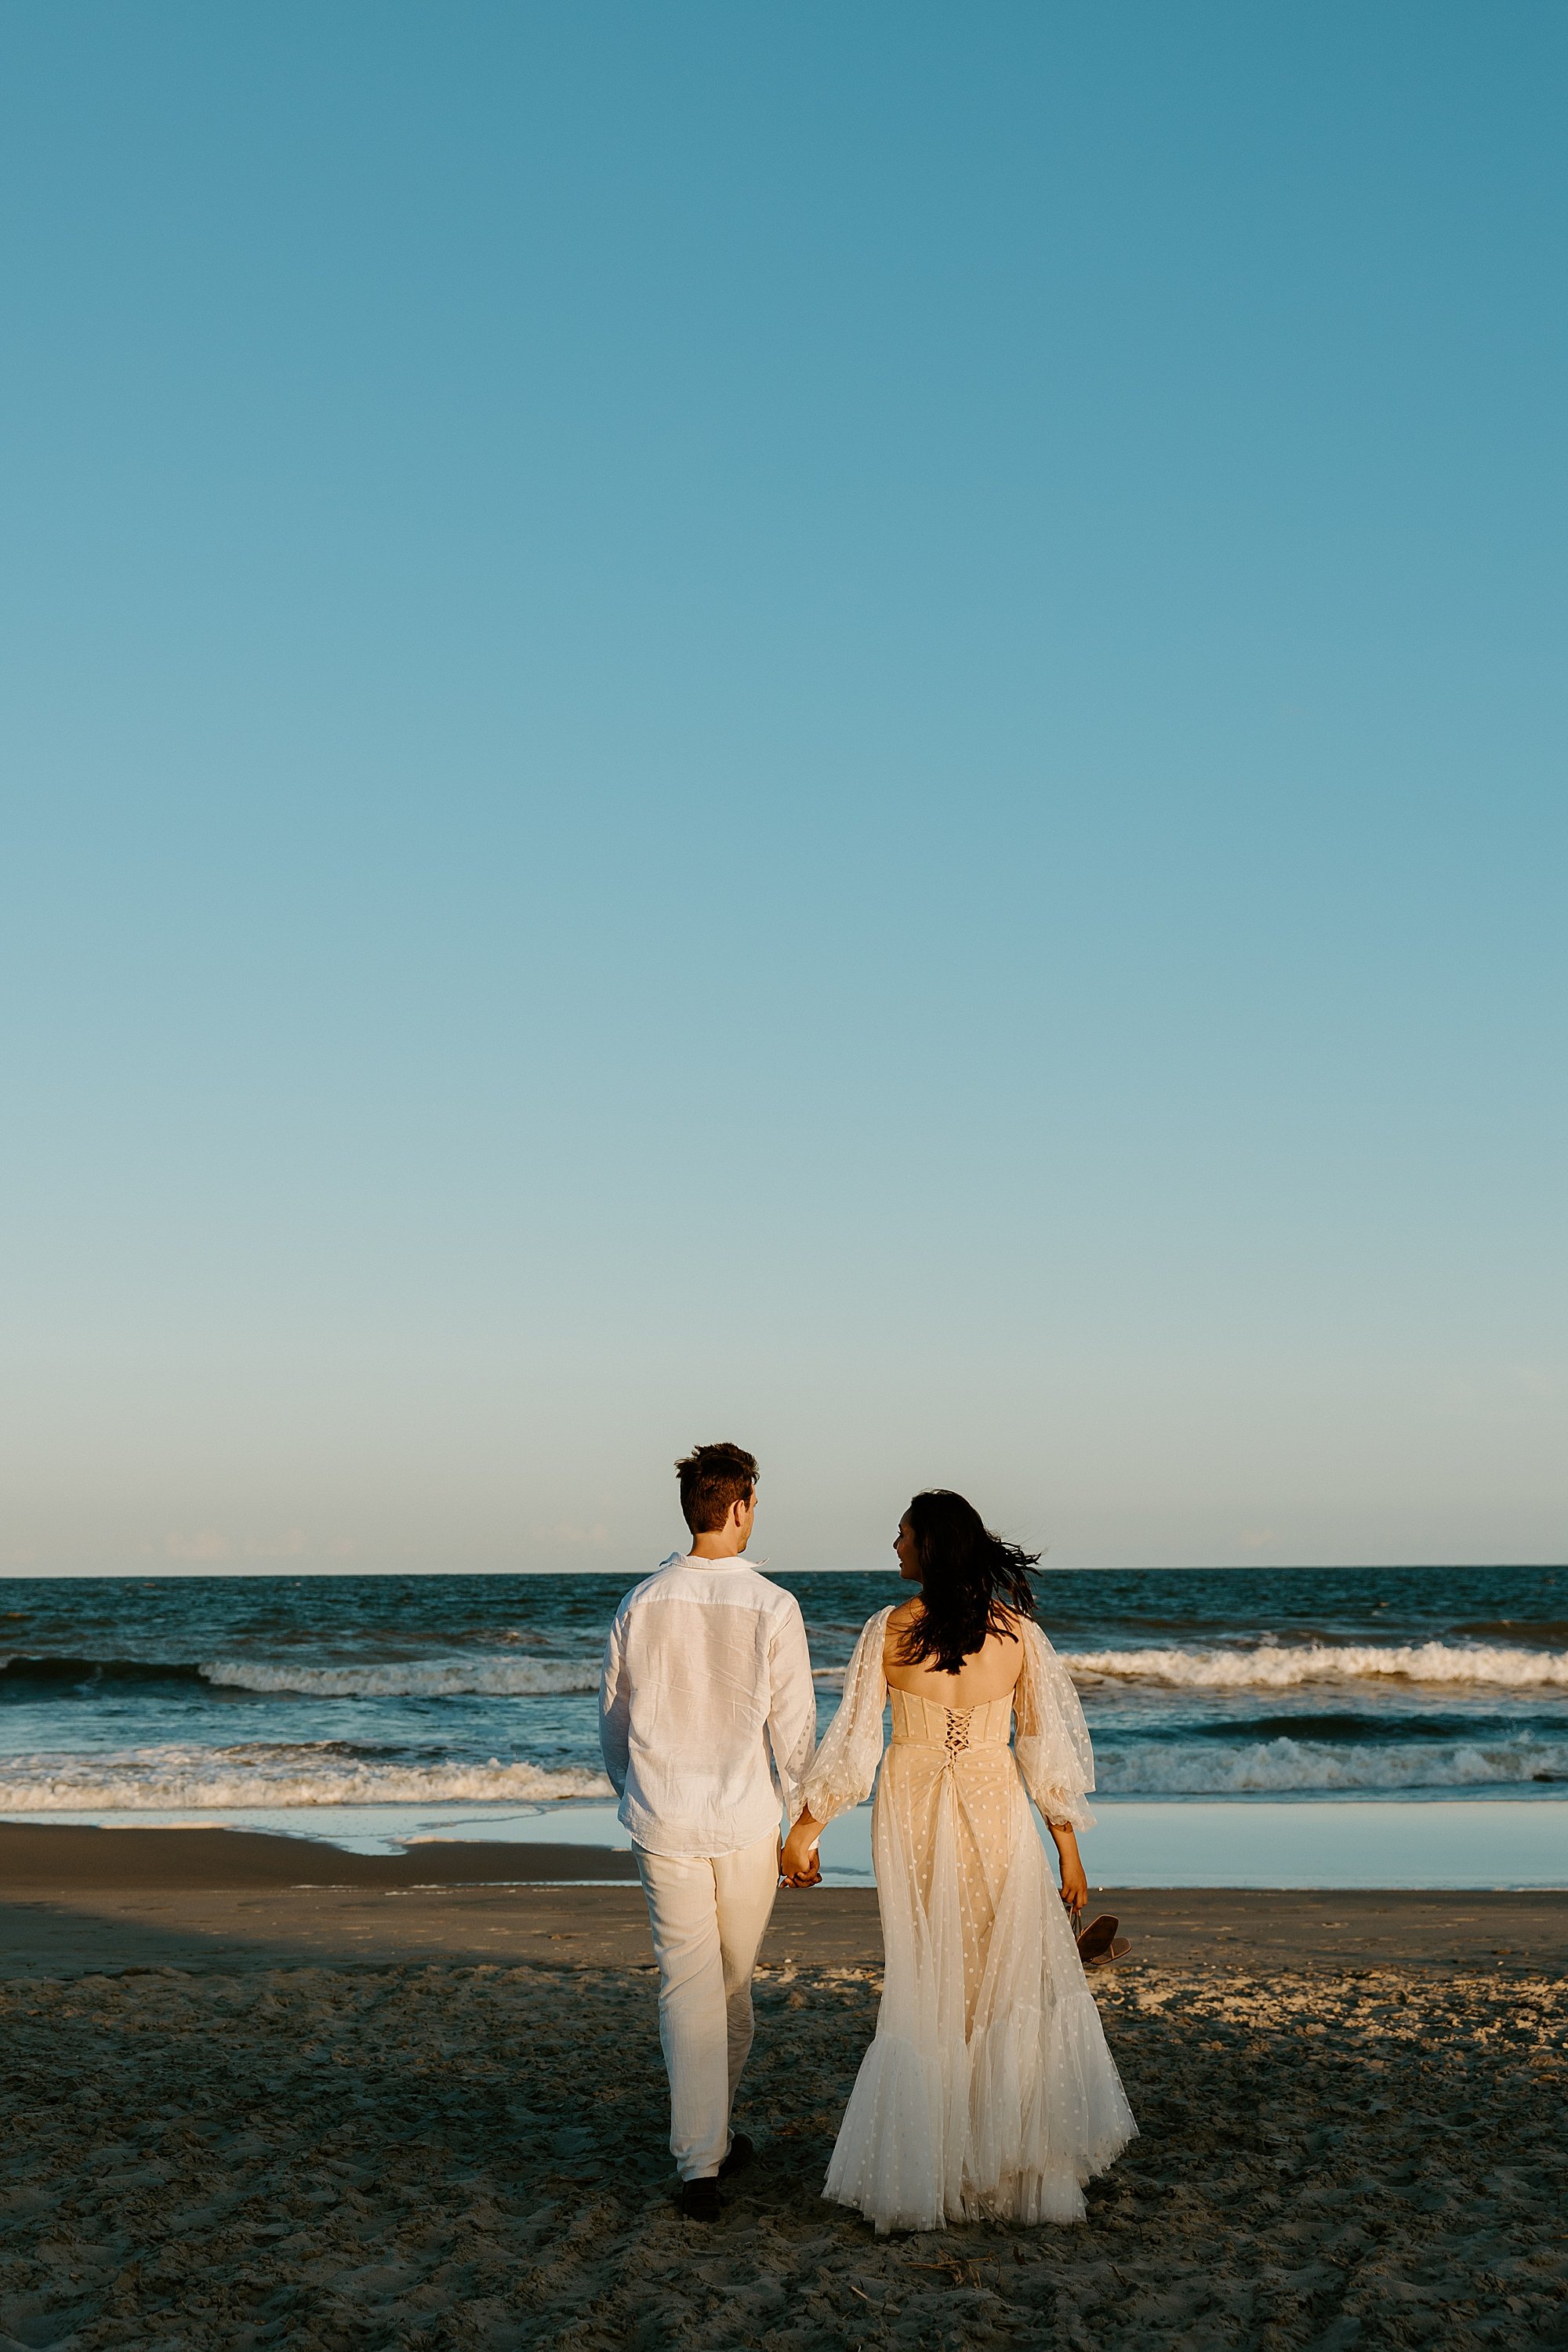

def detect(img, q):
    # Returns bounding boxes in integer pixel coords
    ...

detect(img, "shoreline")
[11,1791,1566,1892]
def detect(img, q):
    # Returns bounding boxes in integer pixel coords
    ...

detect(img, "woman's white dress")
[801,1607,1136,2232]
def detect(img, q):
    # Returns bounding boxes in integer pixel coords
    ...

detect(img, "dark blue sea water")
[2,1564,1565,1819]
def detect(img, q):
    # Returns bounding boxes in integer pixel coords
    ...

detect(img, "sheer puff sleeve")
[800,1608,891,1830]
[1014,1618,1097,1831]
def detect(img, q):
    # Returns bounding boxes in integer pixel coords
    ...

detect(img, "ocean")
[3,1563,1565,1829]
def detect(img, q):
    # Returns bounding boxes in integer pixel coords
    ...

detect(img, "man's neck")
[687,1534,749,1563]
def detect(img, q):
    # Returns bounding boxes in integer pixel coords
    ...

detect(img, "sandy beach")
[0,1829,1563,2349]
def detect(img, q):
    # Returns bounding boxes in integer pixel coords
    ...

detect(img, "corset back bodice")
[887,1686,1014,1760]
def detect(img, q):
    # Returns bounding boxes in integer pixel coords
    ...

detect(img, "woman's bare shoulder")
[990,1611,1036,1681]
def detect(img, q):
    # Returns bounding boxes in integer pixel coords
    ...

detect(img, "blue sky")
[2,3,1563,1574]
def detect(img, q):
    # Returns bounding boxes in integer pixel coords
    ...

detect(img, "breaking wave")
[199,1659,601,1698]
[1059,1640,1568,1690]
[0,1744,614,1809]
[1,1655,209,1691]
[0,1653,603,1700]
[1098,1734,1568,1796]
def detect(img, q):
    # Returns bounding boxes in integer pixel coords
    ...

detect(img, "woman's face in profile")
[894,1515,920,1582]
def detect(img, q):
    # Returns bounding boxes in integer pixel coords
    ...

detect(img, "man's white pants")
[634,1831,780,2181]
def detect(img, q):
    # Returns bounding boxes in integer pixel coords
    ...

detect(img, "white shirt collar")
[660,1550,768,1570]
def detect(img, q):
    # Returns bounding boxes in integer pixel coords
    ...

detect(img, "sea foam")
[1097,1733,1568,1795]
[1059,1640,1568,1690]
[0,1745,613,1809]
[199,1659,601,1698]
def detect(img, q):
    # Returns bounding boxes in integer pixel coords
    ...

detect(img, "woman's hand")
[1050,1824,1088,1915]
[780,1815,822,1886]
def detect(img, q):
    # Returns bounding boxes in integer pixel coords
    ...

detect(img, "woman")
[780,1490,1135,2232]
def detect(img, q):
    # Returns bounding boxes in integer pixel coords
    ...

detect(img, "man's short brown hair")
[676,1442,758,1536]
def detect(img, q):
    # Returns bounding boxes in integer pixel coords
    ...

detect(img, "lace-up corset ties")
[887,1687,1014,1759]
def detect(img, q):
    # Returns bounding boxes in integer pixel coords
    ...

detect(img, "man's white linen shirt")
[599,1554,817,1860]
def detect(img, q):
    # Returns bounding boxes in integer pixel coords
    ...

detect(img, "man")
[599,1442,816,2221]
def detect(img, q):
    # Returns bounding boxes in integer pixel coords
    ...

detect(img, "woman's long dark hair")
[896,1490,1040,1674]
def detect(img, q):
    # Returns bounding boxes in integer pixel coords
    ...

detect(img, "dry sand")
[1,1828,1564,2350]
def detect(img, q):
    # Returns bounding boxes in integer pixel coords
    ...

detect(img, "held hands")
[779,1817,822,1889]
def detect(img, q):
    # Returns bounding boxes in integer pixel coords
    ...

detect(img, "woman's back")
[882,1599,1026,1708]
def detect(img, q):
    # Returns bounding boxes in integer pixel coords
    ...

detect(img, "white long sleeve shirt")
[598,1553,817,1860]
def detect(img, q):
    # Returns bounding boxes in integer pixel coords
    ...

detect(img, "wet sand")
[1,1828,1564,2348]
[3,1823,1567,1976]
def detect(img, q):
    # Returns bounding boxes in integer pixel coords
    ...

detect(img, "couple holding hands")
[598,1442,1135,2234]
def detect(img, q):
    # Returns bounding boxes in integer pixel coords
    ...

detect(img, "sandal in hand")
[1075,1913,1130,1966]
